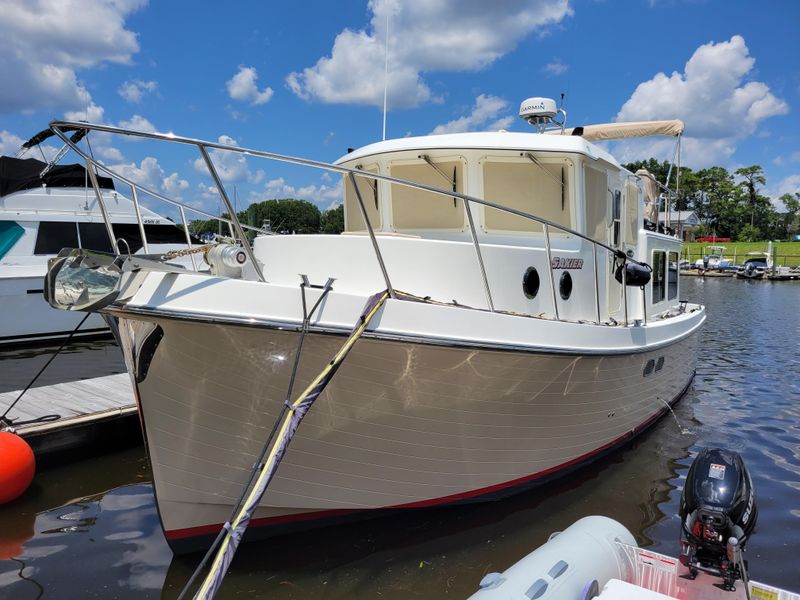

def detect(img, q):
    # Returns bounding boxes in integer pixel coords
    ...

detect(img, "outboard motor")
[679,448,757,591]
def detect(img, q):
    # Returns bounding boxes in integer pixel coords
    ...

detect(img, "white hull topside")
[109,271,704,552]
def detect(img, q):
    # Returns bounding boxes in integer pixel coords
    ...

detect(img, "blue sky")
[1,0,798,217]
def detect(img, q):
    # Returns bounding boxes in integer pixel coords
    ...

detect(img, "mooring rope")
[179,286,388,600]
[0,313,91,429]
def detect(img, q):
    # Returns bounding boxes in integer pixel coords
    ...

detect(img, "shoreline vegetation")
[683,241,800,266]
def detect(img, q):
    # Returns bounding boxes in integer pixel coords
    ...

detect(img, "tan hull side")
[118,317,697,536]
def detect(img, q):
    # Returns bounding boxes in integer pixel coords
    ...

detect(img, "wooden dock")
[0,373,141,464]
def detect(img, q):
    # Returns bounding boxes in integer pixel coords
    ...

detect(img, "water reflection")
[1,277,799,598]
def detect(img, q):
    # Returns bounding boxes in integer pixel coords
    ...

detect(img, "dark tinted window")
[77,222,193,254]
[78,223,114,253]
[34,222,79,255]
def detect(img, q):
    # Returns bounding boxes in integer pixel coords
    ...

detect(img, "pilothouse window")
[391,159,465,231]
[482,157,570,233]
[344,165,380,232]
[652,250,666,304]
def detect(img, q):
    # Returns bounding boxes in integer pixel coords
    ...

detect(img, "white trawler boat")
[0,130,211,345]
[43,98,704,554]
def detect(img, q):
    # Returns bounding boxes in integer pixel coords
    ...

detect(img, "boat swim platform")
[0,373,141,466]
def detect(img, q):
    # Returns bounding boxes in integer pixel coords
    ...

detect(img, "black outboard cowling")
[679,447,757,590]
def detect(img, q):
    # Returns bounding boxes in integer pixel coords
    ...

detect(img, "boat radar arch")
[519,97,566,133]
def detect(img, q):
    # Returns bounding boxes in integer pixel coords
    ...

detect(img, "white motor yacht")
[0,147,211,345]
[43,99,705,554]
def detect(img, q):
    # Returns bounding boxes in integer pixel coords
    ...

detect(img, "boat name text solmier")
[550,257,584,269]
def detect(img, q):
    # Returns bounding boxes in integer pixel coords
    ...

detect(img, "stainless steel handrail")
[49,120,649,326]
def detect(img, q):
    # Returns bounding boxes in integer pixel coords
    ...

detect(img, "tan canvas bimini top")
[546,120,685,141]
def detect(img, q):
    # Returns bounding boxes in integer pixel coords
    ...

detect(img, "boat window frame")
[478,154,574,235]
[651,249,667,304]
[33,221,80,255]
[388,155,467,233]
[668,250,679,301]
[343,163,381,232]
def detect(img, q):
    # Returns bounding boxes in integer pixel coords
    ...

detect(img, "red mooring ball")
[0,431,35,504]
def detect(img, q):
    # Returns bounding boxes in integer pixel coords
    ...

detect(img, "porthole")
[559,271,573,300]
[643,359,655,376]
[655,356,665,372]
[523,267,540,299]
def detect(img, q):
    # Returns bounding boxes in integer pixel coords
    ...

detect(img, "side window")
[34,222,79,255]
[78,223,114,253]
[668,251,679,300]
[344,164,380,232]
[652,250,666,304]
[611,190,622,247]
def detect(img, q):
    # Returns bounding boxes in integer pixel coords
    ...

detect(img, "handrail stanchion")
[179,206,198,271]
[198,145,265,282]
[86,160,119,254]
[622,255,629,326]
[348,172,395,298]
[130,185,149,254]
[464,198,494,312]
[543,223,559,321]
[592,242,601,324]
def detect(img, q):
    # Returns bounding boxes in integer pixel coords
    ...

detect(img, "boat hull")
[0,274,108,345]
[116,314,698,553]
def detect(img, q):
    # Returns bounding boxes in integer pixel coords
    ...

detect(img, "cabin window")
[625,181,639,244]
[390,159,464,231]
[652,250,666,303]
[34,221,79,255]
[78,222,114,253]
[80,223,189,254]
[611,190,622,247]
[344,165,381,232]
[668,251,679,300]
[0,221,24,260]
[584,166,607,243]
[482,158,571,233]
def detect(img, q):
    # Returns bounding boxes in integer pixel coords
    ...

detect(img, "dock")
[0,373,141,465]
[679,270,735,277]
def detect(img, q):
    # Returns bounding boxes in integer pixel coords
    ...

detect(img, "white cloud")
[543,58,568,75]
[768,175,800,211]
[118,80,158,103]
[0,0,146,113]
[614,35,788,168]
[118,115,157,133]
[226,66,274,105]
[192,134,264,184]
[0,130,25,156]
[287,0,573,108]
[431,94,512,134]
[110,157,189,200]
[64,102,106,123]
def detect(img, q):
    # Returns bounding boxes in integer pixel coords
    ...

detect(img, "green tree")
[690,166,739,236]
[241,199,321,234]
[735,165,769,232]
[780,192,800,238]
[321,204,344,234]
